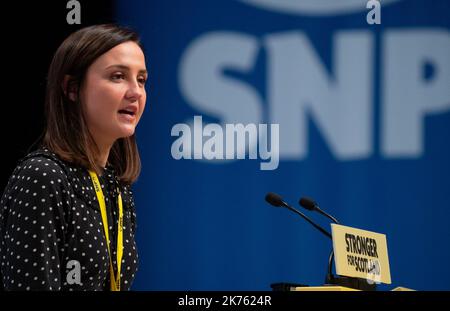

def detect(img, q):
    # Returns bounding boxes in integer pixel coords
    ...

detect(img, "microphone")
[299,197,340,224]
[265,192,331,239]
[297,196,376,290]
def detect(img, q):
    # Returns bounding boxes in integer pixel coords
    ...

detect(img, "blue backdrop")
[117,0,450,290]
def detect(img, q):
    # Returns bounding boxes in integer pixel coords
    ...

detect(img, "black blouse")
[0,148,138,290]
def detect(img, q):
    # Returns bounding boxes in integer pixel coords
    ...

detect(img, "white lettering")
[66,0,81,25]
[382,29,450,157]
[265,31,374,160]
[366,0,381,25]
[171,116,279,170]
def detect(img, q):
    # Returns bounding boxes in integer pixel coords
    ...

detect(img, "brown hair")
[43,24,144,184]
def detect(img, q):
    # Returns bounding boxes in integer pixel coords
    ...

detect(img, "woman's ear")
[62,75,78,102]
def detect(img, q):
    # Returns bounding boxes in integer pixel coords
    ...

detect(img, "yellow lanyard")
[89,170,123,291]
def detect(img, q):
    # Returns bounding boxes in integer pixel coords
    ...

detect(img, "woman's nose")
[125,82,144,101]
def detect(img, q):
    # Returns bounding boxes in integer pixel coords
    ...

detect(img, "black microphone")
[265,192,331,239]
[299,197,340,224]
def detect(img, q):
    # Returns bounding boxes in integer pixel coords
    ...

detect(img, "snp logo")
[179,0,450,162]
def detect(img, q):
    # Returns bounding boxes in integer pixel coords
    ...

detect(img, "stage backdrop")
[117,0,450,290]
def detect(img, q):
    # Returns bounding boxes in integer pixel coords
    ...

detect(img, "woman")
[0,24,147,290]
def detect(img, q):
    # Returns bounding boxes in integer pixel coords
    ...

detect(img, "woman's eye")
[111,73,125,81]
[138,76,147,85]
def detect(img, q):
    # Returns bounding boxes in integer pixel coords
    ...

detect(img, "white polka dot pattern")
[0,148,139,290]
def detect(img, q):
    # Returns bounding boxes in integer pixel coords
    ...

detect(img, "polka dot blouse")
[0,147,138,290]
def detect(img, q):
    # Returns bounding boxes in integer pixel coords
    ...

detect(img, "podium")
[293,286,359,291]
[271,283,414,291]
[292,286,414,291]
[291,285,415,292]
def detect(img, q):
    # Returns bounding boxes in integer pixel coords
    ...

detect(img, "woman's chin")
[117,126,136,138]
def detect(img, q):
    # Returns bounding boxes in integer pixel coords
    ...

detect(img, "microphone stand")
[266,193,377,291]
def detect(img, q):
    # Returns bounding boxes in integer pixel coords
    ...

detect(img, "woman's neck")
[95,139,114,169]
[98,148,110,168]
[90,129,115,169]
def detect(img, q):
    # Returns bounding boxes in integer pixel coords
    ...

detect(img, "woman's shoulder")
[1,148,77,204]
[8,147,80,189]
[16,147,68,174]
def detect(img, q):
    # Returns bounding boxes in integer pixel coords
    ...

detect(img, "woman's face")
[80,41,147,147]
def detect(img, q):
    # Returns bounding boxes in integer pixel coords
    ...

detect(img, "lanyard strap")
[89,170,123,291]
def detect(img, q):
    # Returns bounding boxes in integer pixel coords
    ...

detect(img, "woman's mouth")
[118,109,136,116]
[118,109,137,122]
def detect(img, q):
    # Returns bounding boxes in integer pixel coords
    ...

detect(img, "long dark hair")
[43,24,144,184]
